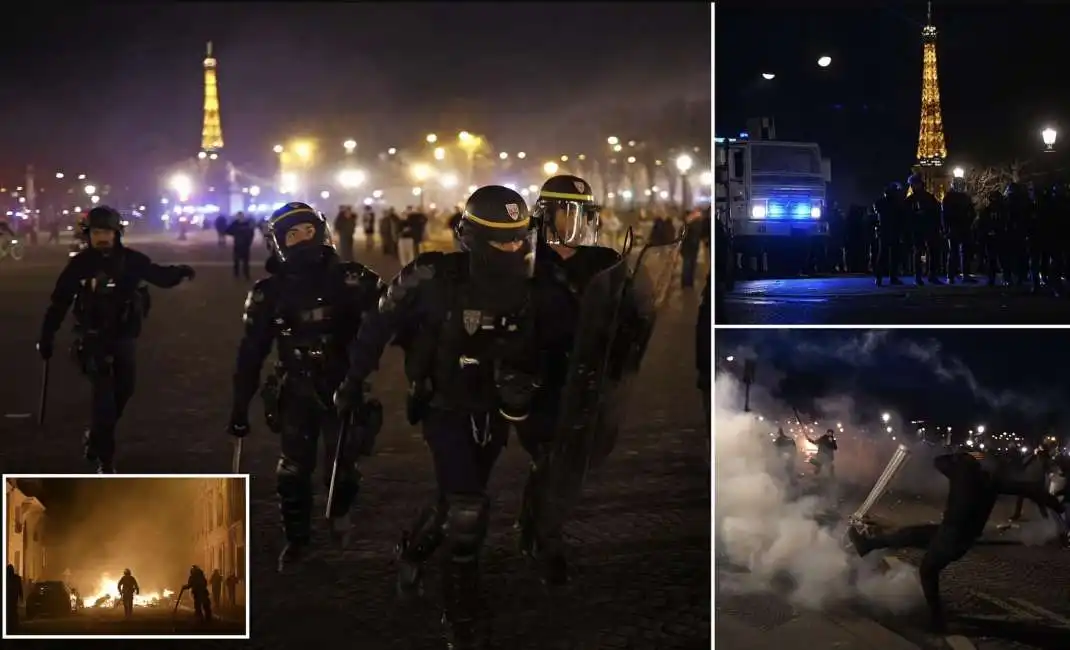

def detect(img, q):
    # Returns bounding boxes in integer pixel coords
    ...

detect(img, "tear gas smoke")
[715,373,923,612]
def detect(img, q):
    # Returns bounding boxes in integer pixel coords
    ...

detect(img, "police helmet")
[84,206,123,234]
[532,175,600,246]
[459,185,533,246]
[266,202,335,264]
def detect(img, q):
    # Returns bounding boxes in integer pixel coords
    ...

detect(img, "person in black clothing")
[6,564,22,634]
[773,427,796,480]
[334,186,576,649]
[361,206,377,253]
[334,206,358,262]
[448,208,464,250]
[117,568,139,618]
[184,566,212,622]
[226,212,256,280]
[873,183,905,286]
[1007,438,1057,523]
[907,174,944,285]
[698,272,711,430]
[847,451,1067,631]
[36,206,195,472]
[1004,182,1035,288]
[942,177,977,283]
[975,190,1006,286]
[680,208,704,288]
[214,215,228,247]
[805,429,837,477]
[227,202,383,572]
[209,569,223,609]
[225,573,239,607]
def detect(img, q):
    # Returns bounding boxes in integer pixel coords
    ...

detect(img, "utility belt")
[405,356,541,427]
[70,330,120,377]
[260,365,332,432]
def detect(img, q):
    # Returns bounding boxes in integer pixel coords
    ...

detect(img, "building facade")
[192,478,245,606]
[5,479,47,583]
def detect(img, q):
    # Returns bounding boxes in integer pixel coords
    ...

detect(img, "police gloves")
[227,412,250,438]
[36,339,53,361]
[178,265,196,280]
[334,377,364,417]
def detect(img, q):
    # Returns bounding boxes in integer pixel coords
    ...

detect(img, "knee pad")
[276,456,312,506]
[445,494,489,561]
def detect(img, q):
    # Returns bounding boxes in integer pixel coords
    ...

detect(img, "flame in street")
[81,574,174,608]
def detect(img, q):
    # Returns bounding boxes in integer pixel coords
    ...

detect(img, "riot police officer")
[335,186,574,648]
[1004,182,1035,288]
[906,174,943,285]
[942,177,977,283]
[226,202,383,573]
[36,205,195,472]
[873,182,906,286]
[976,190,1006,286]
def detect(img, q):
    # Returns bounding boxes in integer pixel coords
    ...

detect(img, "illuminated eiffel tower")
[195,42,244,213]
[914,2,949,198]
[201,41,224,153]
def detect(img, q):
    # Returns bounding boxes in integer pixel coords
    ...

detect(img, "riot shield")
[540,236,681,528]
[589,238,681,465]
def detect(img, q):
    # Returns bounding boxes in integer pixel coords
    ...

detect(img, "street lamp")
[337,169,367,189]
[817,55,832,68]
[293,140,314,162]
[426,133,438,144]
[499,152,509,160]
[411,163,434,183]
[952,167,965,179]
[1042,127,1058,151]
[84,184,97,196]
[440,173,458,189]
[320,190,331,200]
[55,172,64,179]
[169,174,193,202]
[676,154,694,208]
[607,136,619,146]
[517,152,526,159]
[434,147,446,161]
[273,144,284,154]
[249,185,261,197]
[343,139,357,154]
[543,161,559,175]
[881,412,891,424]
[675,154,694,174]
[761,72,775,80]
[458,131,473,143]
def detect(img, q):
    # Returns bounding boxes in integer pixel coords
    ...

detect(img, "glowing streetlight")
[626,156,637,164]
[77,174,86,180]
[560,155,569,162]
[458,131,473,143]
[273,144,284,154]
[337,169,367,189]
[881,412,891,424]
[280,172,299,194]
[761,72,775,80]
[55,172,64,179]
[411,163,434,183]
[320,190,331,199]
[434,147,446,161]
[517,152,527,159]
[607,136,619,146]
[543,161,559,175]
[426,133,438,144]
[612,144,623,152]
[976,425,986,434]
[343,139,357,154]
[294,141,314,161]
[412,187,423,196]
[90,195,100,204]
[499,152,509,160]
[952,166,965,179]
[249,185,261,197]
[83,184,97,196]
[1042,127,1058,151]
[440,173,459,189]
[387,147,397,155]
[621,190,633,200]
[700,170,713,185]
[675,154,694,174]
[169,174,192,201]
[817,55,832,68]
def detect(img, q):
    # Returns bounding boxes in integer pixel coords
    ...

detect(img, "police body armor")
[70,258,147,374]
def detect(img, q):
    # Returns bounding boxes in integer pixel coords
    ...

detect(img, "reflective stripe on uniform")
[269,207,318,225]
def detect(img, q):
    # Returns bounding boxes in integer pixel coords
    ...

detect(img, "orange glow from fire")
[81,573,174,608]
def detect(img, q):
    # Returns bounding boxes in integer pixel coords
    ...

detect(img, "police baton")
[231,439,243,474]
[37,359,51,426]
[325,415,351,520]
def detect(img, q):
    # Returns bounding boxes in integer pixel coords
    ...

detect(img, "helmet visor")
[543,201,600,246]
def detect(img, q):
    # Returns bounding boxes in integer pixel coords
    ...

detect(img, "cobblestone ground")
[0,239,711,649]
[719,275,1070,325]
[11,604,245,636]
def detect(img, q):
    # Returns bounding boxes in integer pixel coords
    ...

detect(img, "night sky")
[714,329,1070,432]
[0,3,711,192]
[715,2,1070,204]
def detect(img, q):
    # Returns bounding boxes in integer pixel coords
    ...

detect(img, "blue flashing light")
[714,136,725,143]
[760,198,822,220]
[739,131,750,139]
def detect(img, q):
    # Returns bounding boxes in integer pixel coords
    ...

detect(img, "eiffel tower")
[913,2,949,199]
[196,42,243,214]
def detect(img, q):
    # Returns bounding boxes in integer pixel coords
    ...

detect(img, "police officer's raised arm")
[129,250,195,288]
[37,254,88,357]
[231,279,278,426]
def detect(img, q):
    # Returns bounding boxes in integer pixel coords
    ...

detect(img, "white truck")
[715,136,832,273]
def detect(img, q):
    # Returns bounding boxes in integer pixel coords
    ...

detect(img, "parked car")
[25,581,76,619]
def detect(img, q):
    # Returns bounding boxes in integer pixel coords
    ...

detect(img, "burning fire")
[81,574,174,609]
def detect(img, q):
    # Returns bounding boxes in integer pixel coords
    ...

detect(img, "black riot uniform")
[906,175,943,284]
[184,565,213,622]
[227,202,383,572]
[117,568,139,618]
[941,178,977,283]
[1004,182,1035,287]
[36,206,195,472]
[976,190,1006,286]
[514,174,618,585]
[872,183,905,286]
[848,451,1067,631]
[335,186,574,649]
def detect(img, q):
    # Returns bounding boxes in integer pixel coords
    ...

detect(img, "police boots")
[395,504,446,599]
[517,468,568,586]
[441,559,488,650]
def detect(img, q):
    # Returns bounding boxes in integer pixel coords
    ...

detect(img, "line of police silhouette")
[36,206,196,472]
[32,175,683,648]
[872,173,1070,291]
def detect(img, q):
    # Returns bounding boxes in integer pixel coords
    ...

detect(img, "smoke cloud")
[715,373,923,612]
